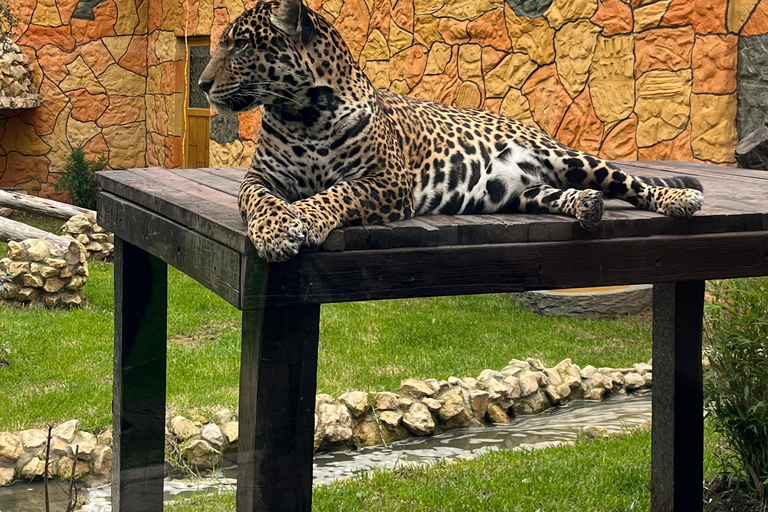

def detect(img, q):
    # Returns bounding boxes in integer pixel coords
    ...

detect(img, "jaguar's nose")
[198,78,213,94]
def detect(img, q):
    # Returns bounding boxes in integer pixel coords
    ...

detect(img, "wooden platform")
[97,160,768,512]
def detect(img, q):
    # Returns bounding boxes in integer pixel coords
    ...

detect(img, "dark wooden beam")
[243,231,768,307]
[238,304,321,512]
[651,281,705,511]
[99,191,242,308]
[112,238,168,512]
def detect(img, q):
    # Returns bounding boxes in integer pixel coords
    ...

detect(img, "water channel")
[0,393,652,512]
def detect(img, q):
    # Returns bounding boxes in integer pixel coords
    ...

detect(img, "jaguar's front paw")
[248,211,307,262]
[292,202,327,248]
[660,188,703,218]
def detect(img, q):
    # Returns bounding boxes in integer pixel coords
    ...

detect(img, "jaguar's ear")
[272,0,314,43]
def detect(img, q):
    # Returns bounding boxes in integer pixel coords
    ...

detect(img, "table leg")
[112,238,168,512]
[651,281,705,511]
[238,304,321,512]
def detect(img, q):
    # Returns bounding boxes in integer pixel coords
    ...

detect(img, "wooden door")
[184,41,211,169]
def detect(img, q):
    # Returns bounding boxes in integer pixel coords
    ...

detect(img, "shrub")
[55,145,107,210]
[704,278,768,503]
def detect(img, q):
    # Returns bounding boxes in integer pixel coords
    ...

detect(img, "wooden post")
[238,304,321,512]
[113,238,168,512]
[651,281,705,511]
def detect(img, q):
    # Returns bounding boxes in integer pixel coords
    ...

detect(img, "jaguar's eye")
[233,39,249,51]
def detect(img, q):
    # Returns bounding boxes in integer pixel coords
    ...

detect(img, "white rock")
[402,402,435,436]
[202,424,225,450]
[486,404,511,424]
[518,371,539,396]
[378,410,402,428]
[52,420,79,443]
[97,429,113,446]
[0,432,22,461]
[438,389,471,429]
[339,391,370,417]
[20,429,47,449]
[221,421,239,445]
[422,398,442,412]
[92,446,113,476]
[623,372,645,391]
[399,379,435,398]
[317,402,353,444]
[170,416,201,440]
[181,439,221,468]
[374,392,400,411]
[21,457,45,479]
[0,466,14,485]
[633,363,652,375]
[213,409,236,424]
[580,365,597,379]
[503,376,521,399]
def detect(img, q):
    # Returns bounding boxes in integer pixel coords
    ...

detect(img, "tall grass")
[705,278,768,502]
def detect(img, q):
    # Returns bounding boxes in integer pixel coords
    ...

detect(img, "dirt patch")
[704,475,766,512]
[168,320,237,347]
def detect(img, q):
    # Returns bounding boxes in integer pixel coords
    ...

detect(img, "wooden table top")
[97,160,768,255]
[97,160,768,307]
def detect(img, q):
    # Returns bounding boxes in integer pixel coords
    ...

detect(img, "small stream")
[0,393,651,512]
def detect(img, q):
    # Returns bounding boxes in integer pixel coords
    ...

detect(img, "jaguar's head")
[198,0,319,113]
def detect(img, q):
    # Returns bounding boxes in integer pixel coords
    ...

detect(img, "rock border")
[0,357,652,486]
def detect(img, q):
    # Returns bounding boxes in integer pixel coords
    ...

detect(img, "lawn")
[170,426,723,512]
[1,213,652,432]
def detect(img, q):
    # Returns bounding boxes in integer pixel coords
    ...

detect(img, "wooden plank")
[618,160,768,183]
[417,215,468,246]
[459,215,529,244]
[203,167,249,182]
[99,191,242,308]
[98,170,247,252]
[241,231,768,306]
[238,304,320,512]
[166,167,240,196]
[389,218,440,248]
[651,281,705,511]
[112,238,167,512]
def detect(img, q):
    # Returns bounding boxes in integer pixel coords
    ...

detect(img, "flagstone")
[522,64,572,136]
[599,114,638,160]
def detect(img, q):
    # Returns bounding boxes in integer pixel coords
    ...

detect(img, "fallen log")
[0,216,84,265]
[0,189,93,220]
[735,123,768,171]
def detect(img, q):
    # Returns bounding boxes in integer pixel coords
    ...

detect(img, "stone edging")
[0,357,652,485]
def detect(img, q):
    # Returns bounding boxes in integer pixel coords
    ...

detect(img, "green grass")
[169,426,722,512]
[1,214,652,431]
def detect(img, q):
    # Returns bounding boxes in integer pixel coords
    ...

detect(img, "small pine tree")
[56,145,107,210]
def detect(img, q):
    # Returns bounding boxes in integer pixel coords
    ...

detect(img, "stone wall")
[0,43,43,109]
[0,237,88,308]
[3,0,151,197]
[0,420,112,487]
[61,212,115,261]
[0,356,652,485]
[4,0,767,197]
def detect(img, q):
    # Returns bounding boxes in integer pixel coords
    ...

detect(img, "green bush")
[55,145,107,210]
[704,278,768,503]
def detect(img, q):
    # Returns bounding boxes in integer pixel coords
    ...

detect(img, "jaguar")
[198,0,703,262]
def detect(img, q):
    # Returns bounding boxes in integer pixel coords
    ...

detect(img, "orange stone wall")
[4,0,150,197]
[3,0,767,197]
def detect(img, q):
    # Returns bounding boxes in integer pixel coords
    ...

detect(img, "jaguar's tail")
[635,175,703,192]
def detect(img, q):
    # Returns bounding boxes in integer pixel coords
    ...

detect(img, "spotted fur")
[199,0,704,262]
